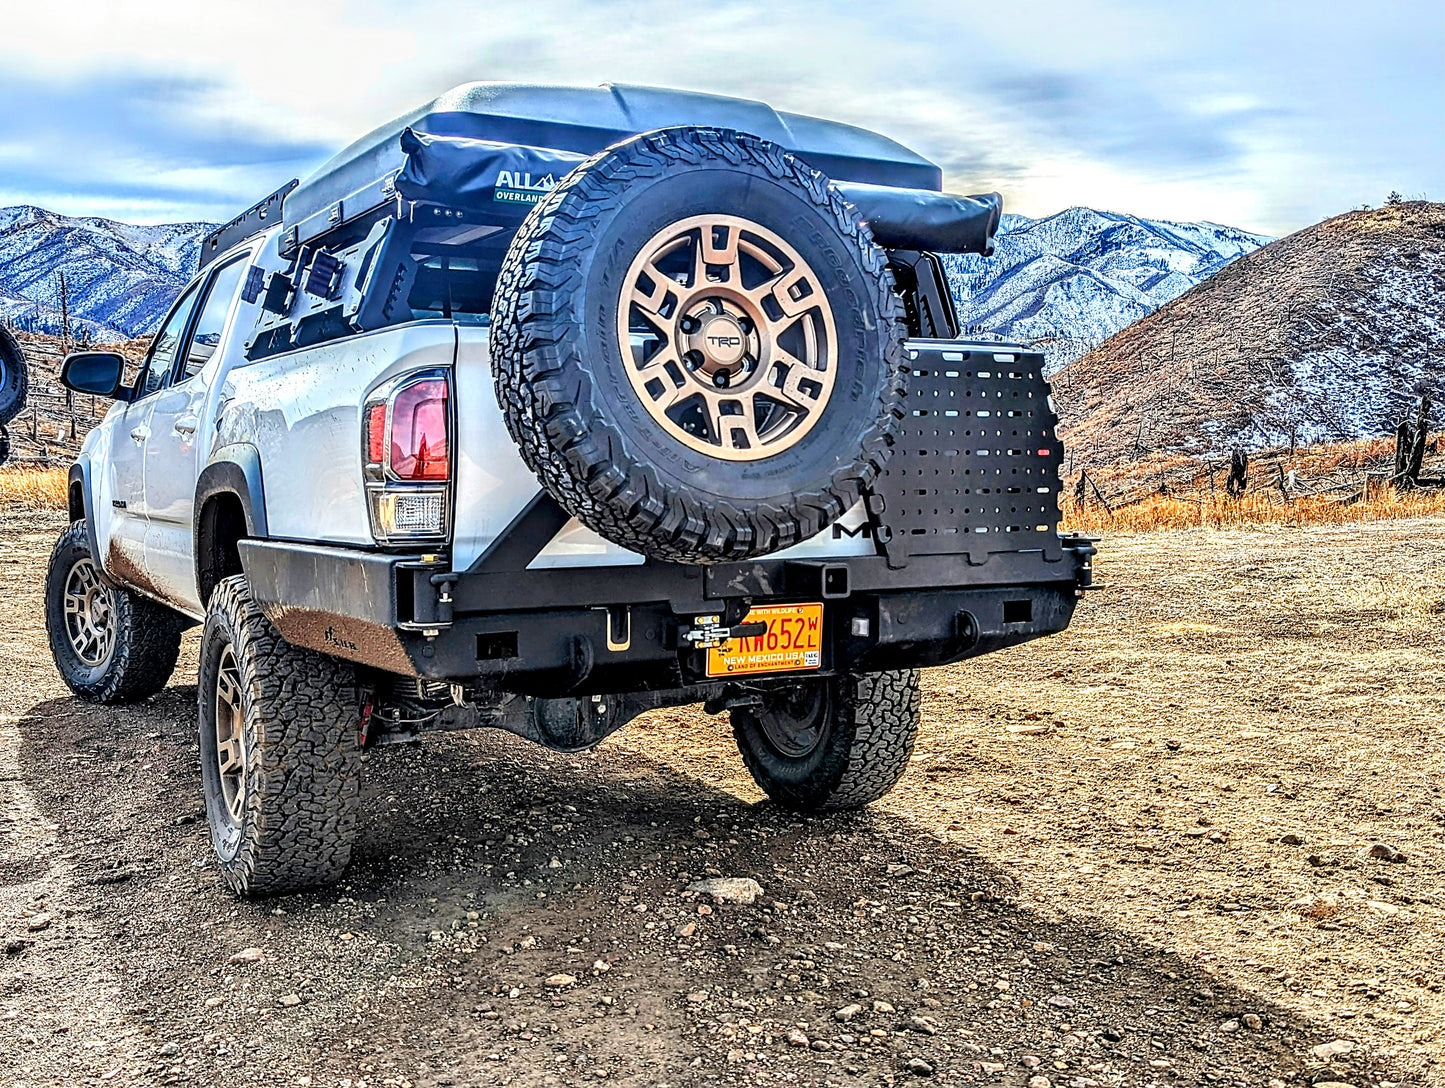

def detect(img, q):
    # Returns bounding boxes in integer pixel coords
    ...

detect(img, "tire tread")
[45,521,183,705]
[201,575,360,896]
[733,668,921,811]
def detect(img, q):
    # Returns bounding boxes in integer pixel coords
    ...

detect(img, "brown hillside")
[1053,202,1445,466]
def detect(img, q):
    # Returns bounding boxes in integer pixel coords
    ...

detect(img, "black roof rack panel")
[199,179,297,269]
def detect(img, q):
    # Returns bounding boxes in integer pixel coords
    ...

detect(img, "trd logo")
[707,335,742,348]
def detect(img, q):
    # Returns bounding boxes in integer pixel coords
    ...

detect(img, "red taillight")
[366,403,387,465]
[388,377,450,481]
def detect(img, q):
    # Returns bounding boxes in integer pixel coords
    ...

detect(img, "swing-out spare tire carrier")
[491,126,908,564]
[224,81,1094,711]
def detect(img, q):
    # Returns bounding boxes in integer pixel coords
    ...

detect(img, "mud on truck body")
[48,82,1095,896]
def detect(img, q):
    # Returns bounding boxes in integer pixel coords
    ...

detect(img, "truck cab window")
[138,282,202,397]
[409,255,493,323]
[181,258,248,379]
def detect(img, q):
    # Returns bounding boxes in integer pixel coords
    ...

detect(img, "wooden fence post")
[1226,447,1249,497]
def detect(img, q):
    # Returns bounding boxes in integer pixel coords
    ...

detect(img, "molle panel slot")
[870,342,1065,568]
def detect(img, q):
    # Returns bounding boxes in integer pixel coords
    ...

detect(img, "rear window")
[409,256,493,324]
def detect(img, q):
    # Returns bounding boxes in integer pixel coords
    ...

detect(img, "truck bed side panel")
[216,323,457,547]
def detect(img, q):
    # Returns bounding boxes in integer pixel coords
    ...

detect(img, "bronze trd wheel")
[620,214,838,461]
[45,521,183,704]
[212,645,247,824]
[61,556,116,668]
[197,575,361,896]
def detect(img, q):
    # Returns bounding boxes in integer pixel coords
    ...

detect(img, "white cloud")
[1,0,1439,233]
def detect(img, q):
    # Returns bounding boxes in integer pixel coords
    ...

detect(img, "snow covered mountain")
[0,202,1270,356]
[943,207,1273,371]
[0,206,214,342]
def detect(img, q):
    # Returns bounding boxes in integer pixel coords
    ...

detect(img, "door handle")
[173,417,198,435]
[129,425,150,444]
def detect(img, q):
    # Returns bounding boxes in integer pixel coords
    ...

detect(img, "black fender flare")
[193,445,269,602]
[66,458,114,584]
[194,444,269,540]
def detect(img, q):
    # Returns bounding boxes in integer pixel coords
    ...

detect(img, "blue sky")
[1,0,1439,236]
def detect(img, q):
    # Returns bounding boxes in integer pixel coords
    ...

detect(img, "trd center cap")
[698,316,746,367]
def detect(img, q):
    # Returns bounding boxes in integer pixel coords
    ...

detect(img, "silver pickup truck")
[49,82,1094,897]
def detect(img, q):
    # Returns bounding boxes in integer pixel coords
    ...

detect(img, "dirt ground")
[1,510,1442,1088]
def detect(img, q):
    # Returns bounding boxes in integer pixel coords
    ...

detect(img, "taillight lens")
[389,377,449,481]
[362,370,451,545]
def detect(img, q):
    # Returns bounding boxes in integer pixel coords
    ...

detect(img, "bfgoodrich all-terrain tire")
[198,575,362,896]
[491,126,906,563]
[732,669,921,811]
[44,521,184,704]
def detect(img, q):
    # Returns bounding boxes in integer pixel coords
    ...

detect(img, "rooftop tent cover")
[282,81,945,232]
[390,128,1003,256]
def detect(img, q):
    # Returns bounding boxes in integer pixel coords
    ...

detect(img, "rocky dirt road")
[2,511,1442,1088]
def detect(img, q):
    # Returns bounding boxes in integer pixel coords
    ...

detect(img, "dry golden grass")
[5,434,1443,535]
[1064,434,1445,534]
[1064,482,1445,534]
[0,465,68,511]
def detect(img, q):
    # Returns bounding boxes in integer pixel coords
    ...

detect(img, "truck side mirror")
[60,352,130,400]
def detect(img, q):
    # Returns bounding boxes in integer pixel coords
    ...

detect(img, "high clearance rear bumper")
[237,537,1095,696]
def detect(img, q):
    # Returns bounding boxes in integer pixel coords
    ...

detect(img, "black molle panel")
[870,341,1064,569]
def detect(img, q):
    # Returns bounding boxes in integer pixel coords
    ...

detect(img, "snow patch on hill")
[1262,248,1445,443]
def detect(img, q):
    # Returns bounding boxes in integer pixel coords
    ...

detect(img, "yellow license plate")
[706,603,824,678]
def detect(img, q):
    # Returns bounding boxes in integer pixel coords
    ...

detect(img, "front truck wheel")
[45,521,184,704]
[732,669,921,811]
[198,575,361,896]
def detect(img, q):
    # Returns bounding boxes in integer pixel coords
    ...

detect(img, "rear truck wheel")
[44,521,184,704]
[732,669,921,811]
[197,575,362,896]
[491,126,907,564]
[0,327,28,428]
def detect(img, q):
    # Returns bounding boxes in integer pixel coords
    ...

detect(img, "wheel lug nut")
[683,351,702,370]
[714,372,730,389]
[680,317,699,334]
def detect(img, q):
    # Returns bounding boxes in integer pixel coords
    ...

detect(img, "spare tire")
[0,327,28,429]
[491,126,906,564]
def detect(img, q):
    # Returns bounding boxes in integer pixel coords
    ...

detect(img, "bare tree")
[57,272,76,440]
[1393,393,1432,490]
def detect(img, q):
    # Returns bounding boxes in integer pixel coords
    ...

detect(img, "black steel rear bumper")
[237,536,1095,696]
[239,339,1091,697]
